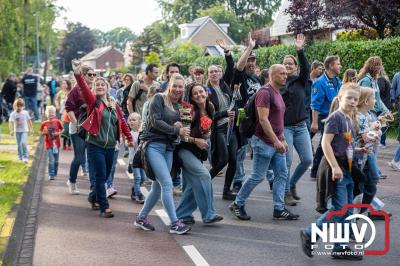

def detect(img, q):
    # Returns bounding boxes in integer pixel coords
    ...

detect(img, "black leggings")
[209,125,238,192]
[63,137,71,147]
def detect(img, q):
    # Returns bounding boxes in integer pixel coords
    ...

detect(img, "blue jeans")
[284,122,313,192]
[24,96,39,120]
[235,136,288,211]
[305,170,354,249]
[132,168,146,195]
[86,143,115,212]
[138,142,177,223]
[69,133,86,183]
[394,144,400,162]
[311,115,327,177]
[233,143,248,183]
[172,174,181,187]
[87,157,97,204]
[15,132,28,160]
[106,150,119,188]
[46,148,59,177]
[176,148,217,223]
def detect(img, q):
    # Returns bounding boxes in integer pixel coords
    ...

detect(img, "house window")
[181,28,187,38]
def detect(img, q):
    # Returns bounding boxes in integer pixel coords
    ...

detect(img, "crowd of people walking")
[1,33,400,261]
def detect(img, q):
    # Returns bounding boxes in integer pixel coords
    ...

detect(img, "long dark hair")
[187,83,214,124]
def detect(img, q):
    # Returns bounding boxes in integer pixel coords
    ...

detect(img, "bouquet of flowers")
[178,101,193,127]
[199,115,213,138]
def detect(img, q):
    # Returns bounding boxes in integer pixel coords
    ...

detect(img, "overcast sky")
[54,0,162,34]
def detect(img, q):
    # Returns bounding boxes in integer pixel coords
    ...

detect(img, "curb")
[2,136,45,265]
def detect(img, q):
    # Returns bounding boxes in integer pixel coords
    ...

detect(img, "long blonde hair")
[358,56,382,80]
[163,73,184,111]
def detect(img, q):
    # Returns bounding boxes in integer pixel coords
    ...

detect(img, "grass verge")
[0,152,31,256]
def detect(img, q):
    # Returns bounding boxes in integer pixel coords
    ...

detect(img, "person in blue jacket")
[310,55,342,179]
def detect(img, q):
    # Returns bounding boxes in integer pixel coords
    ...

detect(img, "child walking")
[128,112,146,204]
[9,98,34,162]
[40,106,63,180]
[300,83,364,260]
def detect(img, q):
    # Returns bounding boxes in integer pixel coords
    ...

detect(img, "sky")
[54,0,162,34]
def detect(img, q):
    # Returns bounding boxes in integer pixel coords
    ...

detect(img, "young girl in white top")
[9,98,34,162]
[128,112,146,204]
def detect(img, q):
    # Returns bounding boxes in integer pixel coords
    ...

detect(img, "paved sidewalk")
[32,150,192,266]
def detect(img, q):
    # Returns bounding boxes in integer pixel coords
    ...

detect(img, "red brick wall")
[96,49,124,69]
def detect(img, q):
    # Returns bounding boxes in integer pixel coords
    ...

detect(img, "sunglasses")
[87,73,96,77]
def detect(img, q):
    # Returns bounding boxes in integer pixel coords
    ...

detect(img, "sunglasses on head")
[87,73,96,77]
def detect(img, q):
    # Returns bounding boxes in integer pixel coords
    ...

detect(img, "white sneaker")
[67,180,80,194]
[106,187,117,198]
[388,160,400,171]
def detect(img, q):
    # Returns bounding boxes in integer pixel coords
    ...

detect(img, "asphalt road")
[32,138,399,266]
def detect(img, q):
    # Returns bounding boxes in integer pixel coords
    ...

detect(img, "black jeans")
[311,114,327,178]
[209,125,238,192]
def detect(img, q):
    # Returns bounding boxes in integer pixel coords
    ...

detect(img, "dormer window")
[181,28,188,38]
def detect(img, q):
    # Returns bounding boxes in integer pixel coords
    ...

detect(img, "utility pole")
[34,13,40,73]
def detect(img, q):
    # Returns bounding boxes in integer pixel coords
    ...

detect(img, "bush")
[165,37,400,79]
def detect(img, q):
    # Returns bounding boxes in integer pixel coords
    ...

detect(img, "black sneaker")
[181,218,196,225]
[232,182,242,194]
[273,208,299,220]
[368,212,392,220]
[222,190,237,201]
[204,215,224,224]
[169,220,191,235]
[268,180,273,191]
[99,211,114,218]
[331,246,363,260]
[229,202,251,220]
[134,217,155,231]
[300,229,313,257]
[135,194,145,204]
[130,191,136,201]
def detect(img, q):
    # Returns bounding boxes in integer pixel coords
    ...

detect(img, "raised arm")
[216,39,234,85]
[71,59,96,108]
[294,34,310,83]
[236,33,256,72]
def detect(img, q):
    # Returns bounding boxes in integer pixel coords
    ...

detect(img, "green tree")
[197,4,250,43]
[57,22,97,72]
[164,41,203,74]
[103,27,136,51]
[145,51,161,65]
[0,0,59,79]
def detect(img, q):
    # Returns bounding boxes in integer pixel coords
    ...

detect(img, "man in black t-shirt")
[21,68,40,121]
[232,33,262,192]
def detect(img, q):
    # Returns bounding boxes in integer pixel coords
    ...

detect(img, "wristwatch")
[184,136,189,142]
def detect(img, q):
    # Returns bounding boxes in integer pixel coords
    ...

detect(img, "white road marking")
[182,245,210,266]
[155,209,170,226]
[117,159,126,166]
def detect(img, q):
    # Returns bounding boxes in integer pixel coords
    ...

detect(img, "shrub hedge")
[174,37,400,79]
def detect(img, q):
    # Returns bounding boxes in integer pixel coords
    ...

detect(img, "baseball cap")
[248,51,256,58]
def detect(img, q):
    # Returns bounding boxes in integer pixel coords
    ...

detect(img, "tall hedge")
[178,37,400,79]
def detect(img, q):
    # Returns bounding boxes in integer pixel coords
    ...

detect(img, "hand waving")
[71,59,81,74]
[294,34,305,51]
[247,33,256,49]
[216,39,229,52]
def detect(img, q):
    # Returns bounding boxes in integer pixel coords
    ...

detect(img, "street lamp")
[33,13,40,72]
[140,46,147,71]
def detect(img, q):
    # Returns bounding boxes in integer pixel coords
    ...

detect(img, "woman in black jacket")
[377,68,392,147]
[281,34,313,205]
[207,46,238,200]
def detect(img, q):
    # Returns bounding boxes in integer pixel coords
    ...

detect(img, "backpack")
[131,88,144,112]
[239,86,275,138]
[77,99,101,140]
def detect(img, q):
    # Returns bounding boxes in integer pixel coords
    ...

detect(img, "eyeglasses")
[87,73,96,77]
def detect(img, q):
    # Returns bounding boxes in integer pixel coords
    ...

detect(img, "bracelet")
[192,137,196,144]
